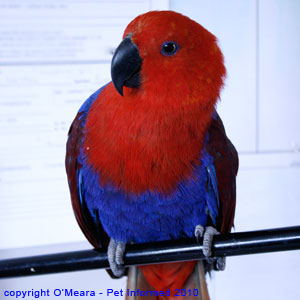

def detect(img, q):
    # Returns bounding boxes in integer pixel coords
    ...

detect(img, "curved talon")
[194,225,204,243]
[108,238,126,277]
[215,256,226,271]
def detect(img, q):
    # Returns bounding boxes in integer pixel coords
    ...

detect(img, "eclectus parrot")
[66,10,238,300]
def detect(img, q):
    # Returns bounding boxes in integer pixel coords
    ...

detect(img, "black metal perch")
[0,226,299,278]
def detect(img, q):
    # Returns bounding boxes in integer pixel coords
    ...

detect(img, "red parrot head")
[84,11,227,194]
[111,10,226,109]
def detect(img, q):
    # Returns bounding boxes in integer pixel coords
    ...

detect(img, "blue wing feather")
[206,164,220,225]
[66,84,110,248]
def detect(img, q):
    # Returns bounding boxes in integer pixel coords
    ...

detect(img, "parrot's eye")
[161,41,179,56]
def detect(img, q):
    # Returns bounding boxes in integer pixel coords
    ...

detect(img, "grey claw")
[215,256,226,271]
[108,238,126,277]
[194,225,204,242]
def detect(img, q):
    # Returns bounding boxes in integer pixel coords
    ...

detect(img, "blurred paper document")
[0,0,169,249]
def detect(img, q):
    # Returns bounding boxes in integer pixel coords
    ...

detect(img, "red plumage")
[140,262,197,295]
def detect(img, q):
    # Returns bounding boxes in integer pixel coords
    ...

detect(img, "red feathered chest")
[83,83,213,194]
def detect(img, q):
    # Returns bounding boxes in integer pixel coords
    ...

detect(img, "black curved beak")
[111,36,142,96]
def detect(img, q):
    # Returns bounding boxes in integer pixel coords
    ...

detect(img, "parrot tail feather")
[126,262,210,300]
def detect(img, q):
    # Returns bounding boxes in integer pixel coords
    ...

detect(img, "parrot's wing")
[206,113,239,233]
[65,87,109,248]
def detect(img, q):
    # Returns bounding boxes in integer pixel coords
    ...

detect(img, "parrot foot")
[108,238,126,277]
[202,226,218,257]
[194,225,226,271]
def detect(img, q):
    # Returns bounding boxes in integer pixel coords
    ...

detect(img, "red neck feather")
[83,83,215,194]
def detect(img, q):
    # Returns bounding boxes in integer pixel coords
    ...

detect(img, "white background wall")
[0,1,299,299]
